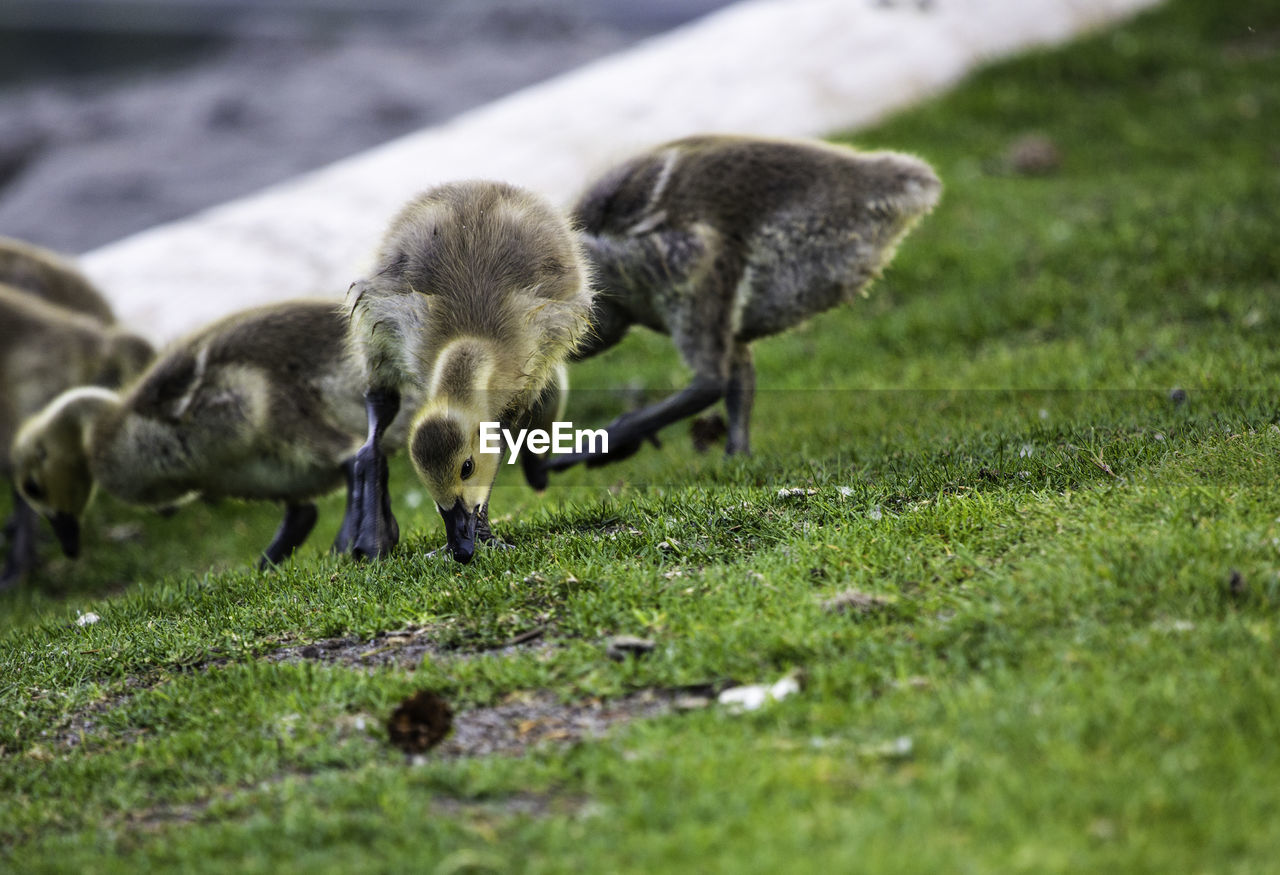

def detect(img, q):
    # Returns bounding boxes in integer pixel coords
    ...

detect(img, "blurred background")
[0,0,733,252]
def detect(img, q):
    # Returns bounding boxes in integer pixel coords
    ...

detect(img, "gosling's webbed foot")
[0,549,33,591]
[349,443,399,560]
[0,493,41,590]
[346,389,401,561]
[474,505,512,550]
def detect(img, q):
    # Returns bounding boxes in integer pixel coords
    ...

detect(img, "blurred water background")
[0,0,732,252]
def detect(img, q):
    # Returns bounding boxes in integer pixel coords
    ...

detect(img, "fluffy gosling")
[543,134,941,471]
[346,181,591,563]
[11,300,412,570]
[1,286,154,587]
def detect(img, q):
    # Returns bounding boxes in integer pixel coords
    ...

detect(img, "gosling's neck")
[42,386,121,452]
[429,337,508,415]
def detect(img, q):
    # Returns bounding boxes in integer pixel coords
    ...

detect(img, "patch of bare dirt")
[820,589,897,616]
[430,790,590,819]
[266,622,551,670]
[427,686,714,760]
[47,676,161,754]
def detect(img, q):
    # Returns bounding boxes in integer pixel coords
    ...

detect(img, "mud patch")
[432,790,590,819]
[119,800,209,834]
[267,623,551,670]
[427,686,714,761]
[49,676,162,754]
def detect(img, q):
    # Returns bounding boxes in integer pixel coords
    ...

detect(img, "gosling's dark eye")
[22,478,44,502]
[460,457,474,481]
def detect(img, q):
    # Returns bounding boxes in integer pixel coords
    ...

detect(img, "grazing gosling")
[0,235,117,324]
[11,300,413,570]
[542,134,942,472]
[346,181,591,563]
[1,286,154,587]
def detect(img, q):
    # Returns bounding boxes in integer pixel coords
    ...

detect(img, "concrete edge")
[80,0,1164,343]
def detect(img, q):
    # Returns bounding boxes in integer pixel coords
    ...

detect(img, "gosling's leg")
[349,388,401,560]
[515,369,565,492]
[724,345,755,456]
[0,488,40,590]
[545,318,733,471]
[259,502,319,569]
[331,458,357,554]
[545,231,731,473]
[542,375,725,471]
[474,504,511,548]
[521,449,548,493]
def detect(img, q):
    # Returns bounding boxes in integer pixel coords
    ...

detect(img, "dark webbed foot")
[259,502,319,569]
[0,490,41,590]
[350,442,399,560]
[346,389,401,561]
[474,504,512,550]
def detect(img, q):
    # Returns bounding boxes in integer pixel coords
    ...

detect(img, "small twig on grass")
[1086,447,1117,477]
[502,626,545,647]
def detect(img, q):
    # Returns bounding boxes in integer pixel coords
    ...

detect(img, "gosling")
[542,134,941,472]
[0,235,117,324]
[1,286,154,587]
[345,181,592,563]
[11,300,415,571]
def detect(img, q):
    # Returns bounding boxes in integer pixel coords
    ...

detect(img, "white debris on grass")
[75,611,100,627]
[777,487,818,499]
[718,674,802,713]
[1153,618,1196,633]
[860,736,914,760]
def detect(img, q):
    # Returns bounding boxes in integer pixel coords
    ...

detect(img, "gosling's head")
[10,387,119,558]
[408,403,501,564]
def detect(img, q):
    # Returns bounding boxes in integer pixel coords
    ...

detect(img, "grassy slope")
[4,0,1280,869]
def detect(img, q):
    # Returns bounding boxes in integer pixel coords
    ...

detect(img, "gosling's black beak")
[48,512,81,559]
[438,499,477,564]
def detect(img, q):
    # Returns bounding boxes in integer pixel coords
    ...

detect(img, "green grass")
[5,0,1280,869]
